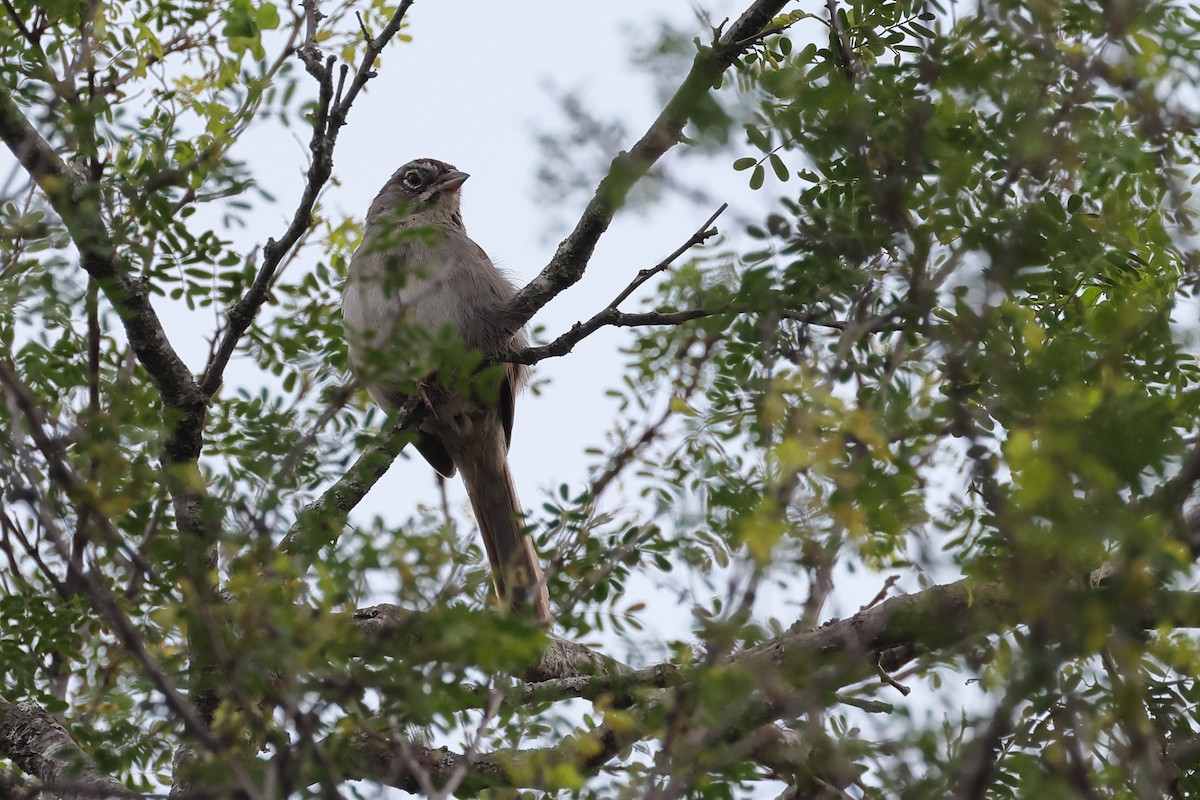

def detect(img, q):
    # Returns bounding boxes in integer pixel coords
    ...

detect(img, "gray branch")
[328,579,1200,794]
[0,699,129,800]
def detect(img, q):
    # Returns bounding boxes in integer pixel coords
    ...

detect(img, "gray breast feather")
[342,223,528,383]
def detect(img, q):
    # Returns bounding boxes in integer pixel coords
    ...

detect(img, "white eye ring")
[402,170,422,189]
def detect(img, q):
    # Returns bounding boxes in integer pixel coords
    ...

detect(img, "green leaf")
[769,153,789,181]
[749,164,765,190]
[746,124,771,151]
[255,2,280,30]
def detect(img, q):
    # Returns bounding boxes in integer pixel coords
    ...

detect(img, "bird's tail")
[456,442,552,626]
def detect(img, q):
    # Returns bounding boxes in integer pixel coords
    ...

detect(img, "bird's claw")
[415,377,438,418]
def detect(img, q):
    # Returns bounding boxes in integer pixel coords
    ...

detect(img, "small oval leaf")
[750,165,765,190]
[770,153,789,181]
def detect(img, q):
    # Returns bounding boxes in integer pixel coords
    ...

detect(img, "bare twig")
[515,306,845,365]
[607,203,727,309]
[516,307,714,364]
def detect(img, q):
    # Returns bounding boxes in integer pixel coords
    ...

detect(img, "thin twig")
[825,0,857,83]
[607,203,727,309]
[0,450,239,775]
[514,307,846,365]
[0,0,40,52]
[273,378,359,488]
[0,354,153,580]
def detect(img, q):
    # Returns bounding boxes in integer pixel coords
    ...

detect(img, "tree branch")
[508,203,728,364]
[349,602,636,684]
[198,0,417,399]
[0,354,155,581]
[280,578,1200,795]
[504,0,792,332]
[280,396,426,563]
[515,306,847,365]
[309,720,633,796]
[607,202,727,309]
[0,83,202,421]
[0,698,129,800]
[515,307,716,364]
[321,577,972,794]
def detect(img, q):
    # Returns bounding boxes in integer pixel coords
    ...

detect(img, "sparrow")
[341,158,551,625]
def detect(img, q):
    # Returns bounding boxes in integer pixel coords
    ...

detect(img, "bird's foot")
[415,377,439,419]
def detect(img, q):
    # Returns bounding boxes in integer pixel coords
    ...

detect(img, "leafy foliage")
[2,0,1200,797]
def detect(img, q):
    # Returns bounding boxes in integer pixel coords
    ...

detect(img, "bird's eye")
[402,170,422,189]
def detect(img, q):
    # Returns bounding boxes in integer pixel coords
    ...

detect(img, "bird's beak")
[427,170,469,197]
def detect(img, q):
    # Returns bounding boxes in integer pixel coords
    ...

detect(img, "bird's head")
[372,158,469,229]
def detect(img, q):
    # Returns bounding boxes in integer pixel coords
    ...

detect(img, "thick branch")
[349,581,1200,712]
[350,602,635,684]
[296,579,1200,794]
[314,579,974,794]
[0,698,128,800]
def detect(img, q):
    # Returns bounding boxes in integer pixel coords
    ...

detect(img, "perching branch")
[283,2,791,551]
[504,0,793,331]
